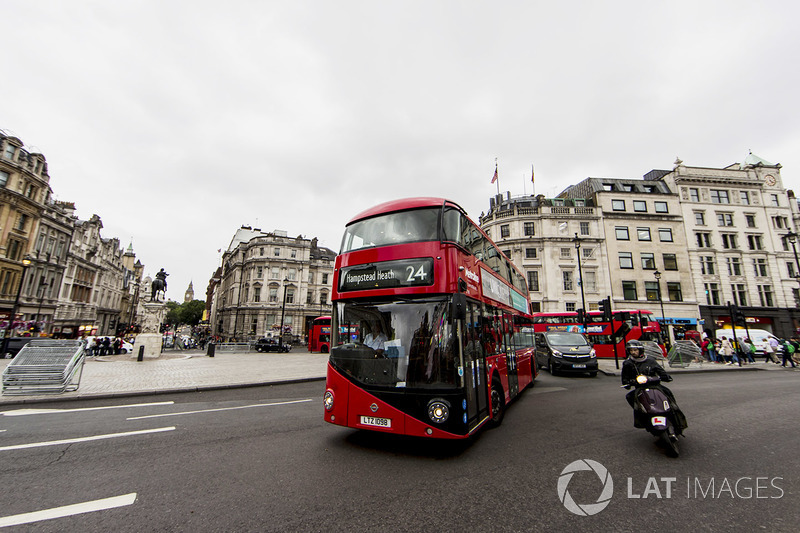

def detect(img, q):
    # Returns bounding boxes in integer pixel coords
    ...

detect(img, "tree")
[180,300,206,326]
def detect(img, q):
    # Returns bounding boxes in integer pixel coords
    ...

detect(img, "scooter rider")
[621,340,687,431]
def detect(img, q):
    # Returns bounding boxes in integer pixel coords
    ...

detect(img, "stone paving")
[1,347,795,405]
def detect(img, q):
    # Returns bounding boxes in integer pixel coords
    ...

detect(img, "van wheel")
[489,378,505,427]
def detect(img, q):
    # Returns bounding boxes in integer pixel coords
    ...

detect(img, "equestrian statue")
[151,268,169,302]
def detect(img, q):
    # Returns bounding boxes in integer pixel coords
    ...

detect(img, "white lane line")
[126,398,314,420]
[3,401,175,417]
[0,492,137,528]
[0,427,175,452]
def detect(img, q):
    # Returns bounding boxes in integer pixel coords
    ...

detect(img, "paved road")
[0,371,797,531]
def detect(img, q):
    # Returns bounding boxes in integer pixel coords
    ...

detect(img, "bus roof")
[346,197,465,225]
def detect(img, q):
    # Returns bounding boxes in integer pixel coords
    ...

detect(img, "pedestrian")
[743,338,757,364]
[102,336,111,356]
[780,339,797,368]
[701,337,715,362]
[707,337,719,363]
[766,336,780,364]
[113,337,122,355]
[720,336,736,365]
[791,338,800,366]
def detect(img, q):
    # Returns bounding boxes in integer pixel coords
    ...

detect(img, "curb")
[0,376,327,406]
[598,365,769,377]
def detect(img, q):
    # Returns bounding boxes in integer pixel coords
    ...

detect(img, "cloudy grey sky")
[2,1,798,301]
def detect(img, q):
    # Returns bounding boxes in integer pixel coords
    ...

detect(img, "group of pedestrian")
[699,332,799,368]
[84,336,125,356]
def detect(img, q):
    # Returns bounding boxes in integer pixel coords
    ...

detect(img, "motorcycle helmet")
[626,340,646,362]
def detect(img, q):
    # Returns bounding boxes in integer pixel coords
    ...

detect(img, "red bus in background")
[323,197,537,439]
[532,309,663,358]
[308,316,360,353]
[308,316,332,353]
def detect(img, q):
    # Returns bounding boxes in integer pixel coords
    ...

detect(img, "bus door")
[462,302,489,430]
[503,312,519,398]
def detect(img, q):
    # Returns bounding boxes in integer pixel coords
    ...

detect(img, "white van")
[714,328,775,355]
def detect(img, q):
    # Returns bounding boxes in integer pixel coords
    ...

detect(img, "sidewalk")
[0,348,330,406]
[1,350,795,406]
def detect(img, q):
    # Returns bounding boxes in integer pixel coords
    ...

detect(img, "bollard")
[137,345,145,362]
[207,343,215,357]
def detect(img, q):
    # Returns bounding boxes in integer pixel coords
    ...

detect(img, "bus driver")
[364,321,388,356]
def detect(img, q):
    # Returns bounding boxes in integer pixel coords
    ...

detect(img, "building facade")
[211,227,335,342]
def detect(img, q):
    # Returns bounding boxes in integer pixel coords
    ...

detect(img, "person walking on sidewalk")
[743,338,757,364]
[720,337,737,365]
[780,339,797,368]
[766,336,780,364]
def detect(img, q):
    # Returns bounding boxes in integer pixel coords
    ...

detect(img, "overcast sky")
[2,1,798,301]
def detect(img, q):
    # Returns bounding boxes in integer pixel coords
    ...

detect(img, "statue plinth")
[133,301,167,359]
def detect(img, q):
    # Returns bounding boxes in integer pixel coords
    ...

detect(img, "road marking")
[126,398,314,420]
[0,427,175,452]
[2,401,174,417]
[0,493,137,528]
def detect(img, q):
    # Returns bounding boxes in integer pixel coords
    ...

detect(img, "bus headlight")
[323,390,335,411]
[427,399,450,424]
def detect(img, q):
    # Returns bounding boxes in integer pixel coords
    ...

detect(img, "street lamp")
[34,276,50,336]
[1,256,32,357]
[786,231,800,279]
[572,233,587,319]
[654,270,667,344]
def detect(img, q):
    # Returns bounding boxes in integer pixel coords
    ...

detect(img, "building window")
[700,256,715,275]
[788,262,796,278]
[500,225,510,238]
[253,287,261,302]
[689,188,700,202]
[612,199,625,211]
[527,271,539,292]
[641,253,656,270]
[732,284,747,306]
[696,232,711,248]
[740,191,750,205]
[710,190,730,204]
[523,222,535,236]
[0,170,8,188]
[637,228,651,241]
[633,200,647,212]
[291,249,297,258]
[667,282,683,302]
[560,248,572,259]
[771,194,779,207]
[286,289,295,304]
[269,288,278,302]
[579,222,589,235]
[663,254,678,270]
[287,268,297,280]
[645,281,659,301]
[753,258,768,277]
[615,227,629,240]
[274,247,280,256]
[705,283,721,305]
[562,271,574,291]
[565,302,576,312]
[320,292,328,305]
[15,214,28,231]
[747,235,764,250]
[745,214,756,228]
[322,273,329,284]
[271,267,280,279]
[619,252,633,269]
[721,233,738,249]
[695,212,705,226]
[256,266,263,278]
[3,144,15,160]
[654,201,668,213]
[583,271,597,291]
[717,213,734,227]
[525,248,537,259]
[658,228,673,242]
[727,257,742,276]
[622,281,637,300]
[758,285,774,307]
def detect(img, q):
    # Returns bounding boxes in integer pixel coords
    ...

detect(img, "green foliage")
[164,300,206,327]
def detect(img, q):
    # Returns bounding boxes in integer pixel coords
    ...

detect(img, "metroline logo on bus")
[557,459,785,516]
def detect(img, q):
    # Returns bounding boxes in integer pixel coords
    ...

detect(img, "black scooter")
[624,374,683,457]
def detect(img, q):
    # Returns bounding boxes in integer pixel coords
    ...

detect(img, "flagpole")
[531,163,535,196]
[495,158,500,196]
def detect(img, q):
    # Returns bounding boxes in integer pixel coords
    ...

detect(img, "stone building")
[211,227,335,342]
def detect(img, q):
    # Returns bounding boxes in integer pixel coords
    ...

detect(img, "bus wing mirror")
[451,294,466,321]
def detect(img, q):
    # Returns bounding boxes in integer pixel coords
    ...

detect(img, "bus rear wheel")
[489,378,505,427]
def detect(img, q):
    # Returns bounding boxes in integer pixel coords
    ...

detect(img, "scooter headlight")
[636,375,648,385]
[427,399,450,424]
[323,390,334,411]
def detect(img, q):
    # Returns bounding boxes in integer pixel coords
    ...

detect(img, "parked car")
[254,337,290,353]
[534,331,597,377]
[1,337,35,358]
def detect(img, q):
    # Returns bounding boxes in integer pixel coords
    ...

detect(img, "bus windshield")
[340,208,439,253]
[330,296,458,389]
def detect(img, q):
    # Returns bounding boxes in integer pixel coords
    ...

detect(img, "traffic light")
[598,297,612,321]
[576,308,585,324]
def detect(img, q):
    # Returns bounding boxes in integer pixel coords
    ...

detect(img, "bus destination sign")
[339,258,435,292]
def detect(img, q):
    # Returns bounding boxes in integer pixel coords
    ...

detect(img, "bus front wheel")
[489,378,505,427]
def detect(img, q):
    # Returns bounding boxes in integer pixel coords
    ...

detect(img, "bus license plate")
[360,415,392,428]
[573,364,586,368]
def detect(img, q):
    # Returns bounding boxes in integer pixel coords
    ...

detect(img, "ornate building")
[184,281,194,302]
[210,227,335,341]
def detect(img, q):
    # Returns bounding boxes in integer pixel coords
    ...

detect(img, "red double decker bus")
[323,198,537,439]
[308,316,332,353]
[532,309,663,357]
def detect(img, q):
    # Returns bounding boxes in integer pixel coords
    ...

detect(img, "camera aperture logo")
[557,459,614,516]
